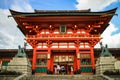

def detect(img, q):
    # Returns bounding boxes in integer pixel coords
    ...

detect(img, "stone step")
[24,75,106,80]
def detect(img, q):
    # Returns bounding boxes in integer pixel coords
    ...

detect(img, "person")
[0,60,2,71]
[71,66,73,75]
[60,65,65,74]
[68,66,71,74]
[54,66,57,74]
[56,63,60,74]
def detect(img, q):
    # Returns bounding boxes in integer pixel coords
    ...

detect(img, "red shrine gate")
[10,8,116,74]
[30,27,98,74]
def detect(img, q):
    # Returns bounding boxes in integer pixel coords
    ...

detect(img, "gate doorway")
[53,55,74,75]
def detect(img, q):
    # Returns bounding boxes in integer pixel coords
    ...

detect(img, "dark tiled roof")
[9,8,117,17]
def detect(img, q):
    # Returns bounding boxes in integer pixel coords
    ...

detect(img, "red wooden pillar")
[32,47,36,70]
[0,59,2,66]
[90,47,95,70]
[47,40,52,71]
[51,54,54,72]
[73,55,77,72]
[76,47,80,70]
[47,47,51,71]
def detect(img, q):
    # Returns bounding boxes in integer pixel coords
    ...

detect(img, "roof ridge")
[34,9,91,13]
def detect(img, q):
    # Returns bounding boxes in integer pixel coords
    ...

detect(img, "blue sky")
[0,0,77,10]
[0,0,120,49]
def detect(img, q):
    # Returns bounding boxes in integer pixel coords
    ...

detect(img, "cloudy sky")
[0,0,120,49]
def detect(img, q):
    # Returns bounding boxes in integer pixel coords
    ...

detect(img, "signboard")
[80,54,90,58]
[37,54,47,59]
[54,55,74,62]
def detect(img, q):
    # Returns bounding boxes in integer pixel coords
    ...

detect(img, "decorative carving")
[75,40,80,47]
[46,40,52,47]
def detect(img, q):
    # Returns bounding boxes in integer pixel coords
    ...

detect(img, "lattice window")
[80,54,91,65]
[36,54,47,66]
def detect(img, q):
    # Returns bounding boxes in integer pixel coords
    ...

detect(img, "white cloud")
[10,0,34,12]
[76,0,120,48]
[95,23,120,48]
[0,0,34,49]
[0,31,14,49]
[76,0,117,11]
[0,9,26,49]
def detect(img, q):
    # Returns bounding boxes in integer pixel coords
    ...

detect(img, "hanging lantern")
[47,54,50,59]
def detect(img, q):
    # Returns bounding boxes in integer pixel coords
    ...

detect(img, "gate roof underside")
[9,8,117,35]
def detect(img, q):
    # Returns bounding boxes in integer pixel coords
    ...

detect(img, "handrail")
[14,74,27,80]
[100,74,114,80]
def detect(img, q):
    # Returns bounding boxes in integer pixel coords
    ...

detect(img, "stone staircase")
[24,75,107,80]
[108,75,120,80]
[0,75,18,80]
[0,75,109,80]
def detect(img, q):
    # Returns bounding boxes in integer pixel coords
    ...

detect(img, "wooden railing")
[26,34,100,39]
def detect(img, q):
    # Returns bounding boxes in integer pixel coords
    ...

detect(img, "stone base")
[7,57,31,75]
[96,56,117,74]
[114,61,120,70]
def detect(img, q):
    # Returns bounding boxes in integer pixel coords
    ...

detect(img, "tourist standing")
[71,66,73,75]
[54,66,57,74]
[57,63,60,74]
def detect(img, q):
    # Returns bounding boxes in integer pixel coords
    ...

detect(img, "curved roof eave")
[9,8,117,17]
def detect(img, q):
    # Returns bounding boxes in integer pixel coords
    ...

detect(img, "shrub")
[0,70,22,75]
[103,70,120,75]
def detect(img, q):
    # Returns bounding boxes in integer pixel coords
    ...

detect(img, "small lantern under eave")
[77,53,80,59]
[47,54,50,59]
[36,25,38,28]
